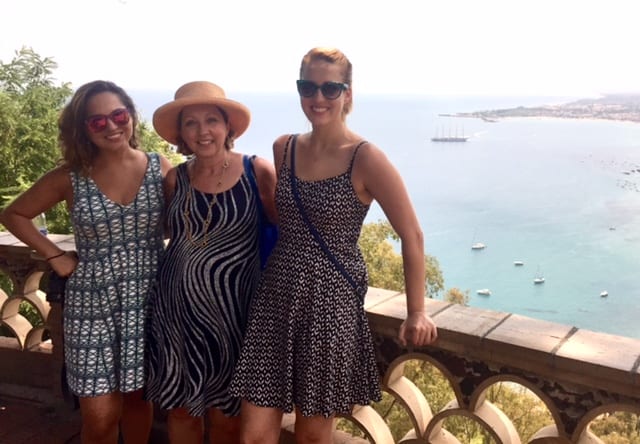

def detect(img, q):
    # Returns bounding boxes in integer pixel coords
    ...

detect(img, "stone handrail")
[1,231,640,443]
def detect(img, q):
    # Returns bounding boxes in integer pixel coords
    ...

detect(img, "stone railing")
[1,231,640,443]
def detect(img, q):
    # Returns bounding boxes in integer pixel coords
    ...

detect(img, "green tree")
[358,220,444,298]
[0,48,182,233]
[0,47,72,210]
[137,121,183,165]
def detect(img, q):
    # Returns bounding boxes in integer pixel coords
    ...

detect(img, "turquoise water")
[133,91,640,338]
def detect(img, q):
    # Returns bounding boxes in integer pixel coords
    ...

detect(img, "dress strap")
[288,134,299,178]
[281,134,296,169]
[175,162,190,192]
[348,140,368,177]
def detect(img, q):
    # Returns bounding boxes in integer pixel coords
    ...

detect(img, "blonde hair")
[299,47,353,115]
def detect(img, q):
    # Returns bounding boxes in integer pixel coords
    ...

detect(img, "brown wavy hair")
[299,47,353,116]
[58,80,140,175]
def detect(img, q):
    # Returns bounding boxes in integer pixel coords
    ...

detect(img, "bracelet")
[45,251,66,261]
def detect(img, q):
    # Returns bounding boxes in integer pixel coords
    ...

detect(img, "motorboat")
[600,290,608,297]
[513,261,524,266]
[476,289,491,296]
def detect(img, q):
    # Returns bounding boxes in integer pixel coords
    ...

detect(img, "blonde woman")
[230,48,438,444]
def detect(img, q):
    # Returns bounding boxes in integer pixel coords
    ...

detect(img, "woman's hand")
[398,311,438,347]
[48,251,78,278]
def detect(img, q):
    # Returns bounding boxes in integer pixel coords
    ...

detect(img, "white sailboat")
[533,266,545,284]
[470,228,486,250]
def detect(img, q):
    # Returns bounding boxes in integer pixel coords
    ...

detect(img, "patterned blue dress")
[64,152,165,397]
[145,159,260,416]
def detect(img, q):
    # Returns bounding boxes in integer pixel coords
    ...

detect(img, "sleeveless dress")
[145,158,260,417]
[230,137,382,417]
[64,152,165,397]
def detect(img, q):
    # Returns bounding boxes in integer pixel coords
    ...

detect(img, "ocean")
[131,90,640,339]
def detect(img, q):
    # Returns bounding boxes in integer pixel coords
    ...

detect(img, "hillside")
[455,94,640,123]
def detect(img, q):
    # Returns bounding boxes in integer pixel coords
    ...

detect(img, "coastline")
[450,93,640,124]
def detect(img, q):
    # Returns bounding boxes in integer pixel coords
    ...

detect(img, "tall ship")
[430,124,469,142]
[431,135,469,142]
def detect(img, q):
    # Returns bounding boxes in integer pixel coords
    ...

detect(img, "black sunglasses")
[296,80,349,100]
[85,108,131,133]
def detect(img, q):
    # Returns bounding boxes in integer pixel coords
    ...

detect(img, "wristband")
[45,251,66,261]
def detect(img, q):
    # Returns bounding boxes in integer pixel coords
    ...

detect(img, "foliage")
[0,276,43,337]
[485,383,553,442]
[137,121,183,165]
[338,360,555,443]
[0,48,182,234]
[444,287,469,306]
[358,220,444,298]
[18,300,43,328]
[0,47,72,226]
[591,412,640,444]
[0,47,71,182]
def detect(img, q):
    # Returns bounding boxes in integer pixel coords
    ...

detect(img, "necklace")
[183,155,231,247]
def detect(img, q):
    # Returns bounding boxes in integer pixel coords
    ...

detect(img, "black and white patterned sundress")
[145,159,260,417]
[64,152,165,397]
[230,137,382,417]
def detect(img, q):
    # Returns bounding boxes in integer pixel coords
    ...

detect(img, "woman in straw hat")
[229,48,438,443]
[144,81,276,443]
[1,80,172,444]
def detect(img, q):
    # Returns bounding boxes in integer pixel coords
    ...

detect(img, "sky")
[3,0,640,97]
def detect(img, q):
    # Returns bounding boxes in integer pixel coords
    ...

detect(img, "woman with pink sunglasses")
[0,80,172,444]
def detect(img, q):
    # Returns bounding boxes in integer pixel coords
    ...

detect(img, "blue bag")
[243,155,278,269]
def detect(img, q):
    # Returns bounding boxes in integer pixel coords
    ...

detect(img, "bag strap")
[289,134,364,295]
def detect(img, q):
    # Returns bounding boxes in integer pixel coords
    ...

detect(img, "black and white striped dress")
[145,160,260,416]
[230,140,382,417]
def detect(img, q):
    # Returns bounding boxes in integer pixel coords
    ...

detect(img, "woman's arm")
[161,166,178,239]
[252,156,278,224]
[354,143,438,347]
[0,167,77,276]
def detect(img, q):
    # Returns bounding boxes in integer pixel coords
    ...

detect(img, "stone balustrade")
[1,231,639,443]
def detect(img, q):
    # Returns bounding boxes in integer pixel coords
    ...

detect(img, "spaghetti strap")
[281,134,296,169]
[348,140,368,176]
[289,134,299,177]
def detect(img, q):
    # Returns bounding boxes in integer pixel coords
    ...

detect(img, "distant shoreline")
[450,93,640,124]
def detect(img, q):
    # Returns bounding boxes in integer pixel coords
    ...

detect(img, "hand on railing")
[398,311,438,347]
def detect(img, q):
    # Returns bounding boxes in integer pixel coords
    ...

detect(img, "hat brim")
[153,97,251,145]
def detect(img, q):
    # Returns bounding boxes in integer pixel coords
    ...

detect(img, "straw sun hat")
[152,81,251,145]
